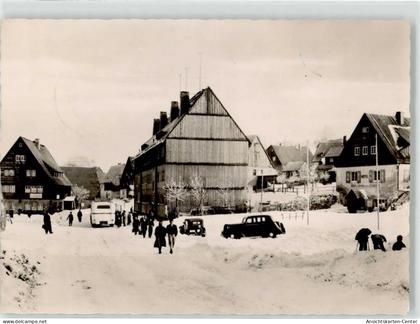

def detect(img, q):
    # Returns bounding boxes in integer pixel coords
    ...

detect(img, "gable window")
[371,145,376,155]
[15,155,26,163]
[354,147,360,156]
[362,127,369,133]
[362,146,369,156]
[26,169,36,177]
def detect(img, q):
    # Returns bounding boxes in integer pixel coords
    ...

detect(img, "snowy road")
[0,205,410,315]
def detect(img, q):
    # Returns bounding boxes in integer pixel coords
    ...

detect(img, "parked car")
[179,218,206,236]
[221,215,285,239]
[212,206,235,215]
[190,206,216,216]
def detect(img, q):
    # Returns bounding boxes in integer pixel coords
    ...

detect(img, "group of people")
[115,210,132,228]
[132,215,154,238]
[355,227,406,252]
[66,209,83,226]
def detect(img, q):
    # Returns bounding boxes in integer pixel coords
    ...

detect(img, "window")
[26,169,36,177]
[362,146,368,156]
[354,147,360,156]
[25,185,43,193]
[3,169,15,177]
[371,146,376,155]
[15,155,26,163]
[346,171,361,183]
[2,185,15,193]
[37,186,43,193]
[25,186,31,193]
[253,169,257,176]
[362,127,369,133]
[369,170,385,183]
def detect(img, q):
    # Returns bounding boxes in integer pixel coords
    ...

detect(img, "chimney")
[160,111,168,129]
[153,118,160,135]
[343,136,347,145]
[33,138,40,150]
[170,101,180,121]
[395,111,405,125]
[180,91,190,115]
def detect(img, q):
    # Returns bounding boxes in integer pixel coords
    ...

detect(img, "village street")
[0,205,410,315]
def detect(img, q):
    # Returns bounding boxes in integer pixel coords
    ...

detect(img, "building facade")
[0,137,72,213]
[335,112,410,212]
[133,87,249,217]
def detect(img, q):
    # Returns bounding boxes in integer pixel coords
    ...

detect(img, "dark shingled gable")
[61,166,105,199]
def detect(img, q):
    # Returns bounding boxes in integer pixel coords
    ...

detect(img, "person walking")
[355,228,371,251]
[67,211,74,226]
[154,221,167,254]
[392,235,406,251]
[122,211,126,227]
[148,217,154,238]
[132,215,140,235]
[166,219,178,254]
[77,209,83,223]
[140,217,147,238]
[371,234,387,251]
[127,211,132,226]
[42,211,53,234]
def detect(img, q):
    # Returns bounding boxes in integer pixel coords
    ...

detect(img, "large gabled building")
[133,87,250,217]
[335,111,410,212]
[0,137,72,213]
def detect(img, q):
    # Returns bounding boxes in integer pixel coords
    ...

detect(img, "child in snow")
[371,234,387,251]
[392,235,406,251]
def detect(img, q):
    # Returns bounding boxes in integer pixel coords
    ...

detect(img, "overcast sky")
[0,20,410,172]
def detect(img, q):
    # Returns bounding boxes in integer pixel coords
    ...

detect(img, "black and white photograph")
[0,19,411,316]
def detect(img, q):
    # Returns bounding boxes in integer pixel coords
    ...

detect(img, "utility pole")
[260,169,264,212]
[198,52,202,90]
[184,67,188,90]
[376,133,380,230]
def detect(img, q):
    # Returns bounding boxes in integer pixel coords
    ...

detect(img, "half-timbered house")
[335,111,410,211]
[0,137,72,213]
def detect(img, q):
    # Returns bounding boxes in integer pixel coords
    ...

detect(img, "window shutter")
[346,171,350,183]
[369,170,373,183]
[357,171,361,183]
[380,170,385,183]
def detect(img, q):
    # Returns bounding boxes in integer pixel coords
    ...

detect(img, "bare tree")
[162,178,188,207]
[72,185,90,208]
[217,188,231,207]
[190,176,207,213]
[276,174,287,192]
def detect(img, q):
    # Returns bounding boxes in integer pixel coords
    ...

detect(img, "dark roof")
[313,139,343,162]
[20,137,72,186]
[269,145,313,166]
[104,164,125,186]
[61,166,104,199]
[366,113,410,162]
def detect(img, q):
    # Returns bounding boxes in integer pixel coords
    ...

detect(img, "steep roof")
[61,166,104,198]
[247,134,276,169]
[282,161,305,172]
[366,113,410,162]
[313,139,343,162]
[104,163,125,186]
[269,145,313,167]
[20,137,72,187]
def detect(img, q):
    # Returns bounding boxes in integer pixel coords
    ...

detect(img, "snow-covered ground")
[0,203,410,315]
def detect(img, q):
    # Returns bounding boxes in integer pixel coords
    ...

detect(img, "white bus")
[90,201,115,227]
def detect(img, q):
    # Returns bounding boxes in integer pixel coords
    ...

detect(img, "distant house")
[266,144,313,179]
[120,157,135,199]
[101,163,126,199]
[335,111,410,212]
[61,166,105,206]
[133,87,249,217]
[312,139,344,182]
[0,137,72,213]
[247,135,278,191]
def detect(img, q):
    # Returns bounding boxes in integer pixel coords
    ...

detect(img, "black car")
[179,218,206,236]
[221,215,285,239]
